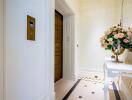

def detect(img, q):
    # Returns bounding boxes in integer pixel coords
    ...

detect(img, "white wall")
[5,0,54,100]
[65,0,80,77]
[78,0,121,71]
[123,0,132,28]
[0,0,4,99]
[70,0,80,77]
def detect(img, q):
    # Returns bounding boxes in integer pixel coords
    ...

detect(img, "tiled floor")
[55,79,76,100]
[55,72,117,100]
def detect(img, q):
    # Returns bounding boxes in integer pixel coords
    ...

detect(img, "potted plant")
[100,25,132,62]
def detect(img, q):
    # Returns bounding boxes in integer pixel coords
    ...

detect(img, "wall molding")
[0,0,4,99]
[45,0,55,99]
[3,0,6,99]
[39,92,55,100]
[63,15,76,80]
[79,67,104,74]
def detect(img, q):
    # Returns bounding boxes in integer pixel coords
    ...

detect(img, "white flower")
[107,38,113,42]
[109,41,113,45]
[113,27,117,31]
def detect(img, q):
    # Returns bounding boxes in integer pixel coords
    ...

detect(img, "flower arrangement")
[100,25,132,50]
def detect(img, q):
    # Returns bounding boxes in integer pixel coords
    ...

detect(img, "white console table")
[104,61,132,100]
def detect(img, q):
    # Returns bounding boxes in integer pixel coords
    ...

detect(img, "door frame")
[48,0,76,99]
[55,0,76,80]
[0,0,4,99]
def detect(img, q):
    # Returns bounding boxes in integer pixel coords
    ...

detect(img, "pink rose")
[123,39,129,43]
[127,31,132,37]
[114,33,124,39]
[118,33,124,38]
[112,32,117,35]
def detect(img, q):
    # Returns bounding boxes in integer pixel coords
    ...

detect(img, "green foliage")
[106,45,112,50]
[107,34,113,39]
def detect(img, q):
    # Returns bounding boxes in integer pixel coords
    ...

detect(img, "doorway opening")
[54,0,76,99]
[55,10,63,82]
[55,0,75,81]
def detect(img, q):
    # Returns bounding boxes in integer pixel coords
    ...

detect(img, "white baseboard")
[39,96,45,100]
[63,73,76,81]
[50,91,55,100]
[39,92,55,100]
[79,67,103,74]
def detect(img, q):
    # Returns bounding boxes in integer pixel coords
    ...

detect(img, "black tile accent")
[95,75,98,78]
[62,79,81,100]
[91,91,95,94]
[78,96,83,98]
[112,82,121,100]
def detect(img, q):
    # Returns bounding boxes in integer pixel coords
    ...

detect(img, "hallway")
[0,0,132,100]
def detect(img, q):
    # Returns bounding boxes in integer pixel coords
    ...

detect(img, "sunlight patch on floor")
[55,79,76,100]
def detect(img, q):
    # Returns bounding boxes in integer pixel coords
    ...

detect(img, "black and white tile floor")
[55,73,118,100]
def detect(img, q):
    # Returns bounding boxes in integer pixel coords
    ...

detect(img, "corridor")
[0,0,132,100]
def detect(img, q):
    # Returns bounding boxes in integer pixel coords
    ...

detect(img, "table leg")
[104,79,109,100]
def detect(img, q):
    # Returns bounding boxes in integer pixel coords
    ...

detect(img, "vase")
[124,49,132,64]
[115,54,119,63]
[112,47,125,63]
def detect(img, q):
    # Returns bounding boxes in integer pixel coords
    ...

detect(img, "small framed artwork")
[27,15,36,41]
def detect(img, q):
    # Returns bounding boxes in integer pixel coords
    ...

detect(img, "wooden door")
[55,11,63,82]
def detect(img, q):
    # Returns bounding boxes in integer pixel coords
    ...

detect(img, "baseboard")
[39,96,46,100]
[79,67,103,74]
[51,91,55,100]
[39,92,55,100]
[63,73,76,81]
